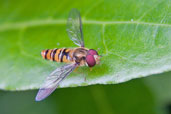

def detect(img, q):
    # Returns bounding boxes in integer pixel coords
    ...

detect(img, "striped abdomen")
[41,48,73,63]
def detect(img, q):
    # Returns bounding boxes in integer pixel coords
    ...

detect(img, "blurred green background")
[0,71,171,114]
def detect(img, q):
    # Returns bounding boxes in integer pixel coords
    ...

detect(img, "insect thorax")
[72,47,88,66]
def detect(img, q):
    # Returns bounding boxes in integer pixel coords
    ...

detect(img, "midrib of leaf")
[0,19,170,32]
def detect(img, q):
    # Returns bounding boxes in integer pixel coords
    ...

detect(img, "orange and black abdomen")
[41,48,72,63]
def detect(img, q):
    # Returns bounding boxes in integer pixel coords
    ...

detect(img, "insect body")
[41,48,74,63]
[35,9,101,101]
[41,48,90,66]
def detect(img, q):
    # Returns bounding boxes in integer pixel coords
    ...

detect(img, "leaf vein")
[17,29,56,67]
[0,19,170,32]
[102,24,109,55]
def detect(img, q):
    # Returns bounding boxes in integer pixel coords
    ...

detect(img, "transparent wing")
[67,8,84,47]
[35,63,78,101]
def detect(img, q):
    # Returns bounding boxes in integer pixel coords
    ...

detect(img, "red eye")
[88,49,98,56]
[86,54,96,67]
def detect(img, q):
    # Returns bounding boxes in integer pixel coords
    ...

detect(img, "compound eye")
[86,54,96,67]
[88,49,98,56]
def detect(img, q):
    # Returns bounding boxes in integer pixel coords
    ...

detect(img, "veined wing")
[67,8,84,47]
[35,63,78,101]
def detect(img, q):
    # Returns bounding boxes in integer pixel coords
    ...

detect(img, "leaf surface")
[0,0,170,90]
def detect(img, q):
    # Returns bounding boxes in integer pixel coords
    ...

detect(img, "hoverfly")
[35,9,101,101]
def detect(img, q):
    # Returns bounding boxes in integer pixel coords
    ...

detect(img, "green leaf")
[0,0,170,90]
